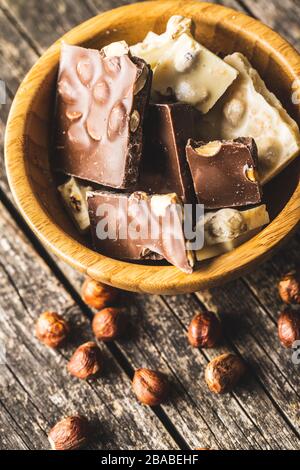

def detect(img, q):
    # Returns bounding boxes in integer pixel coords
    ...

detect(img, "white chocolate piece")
[130,16,192,68]
[196,205,269,246]
[195,229,260,261]
[204,208,247,246]
[195,205,269,260]
[58,177,91,233]
[130,16,237,113]
[200,53,300,183]
[102,40,129,57]
[152,33,237,113]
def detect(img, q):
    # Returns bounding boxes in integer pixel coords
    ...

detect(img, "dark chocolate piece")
[186,137,262,209]
[54,44,152,189]
[137,103,201,203]
[87,190,194,273]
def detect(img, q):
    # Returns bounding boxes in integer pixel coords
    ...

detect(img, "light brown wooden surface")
[4,0,300,294]
[1,0,300,450]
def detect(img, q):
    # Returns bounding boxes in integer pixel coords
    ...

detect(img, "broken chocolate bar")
[54,43,152,189]
[138,103,201,203]
[58,177,91,233]
[194,205,269,260]
[186,137,262,209]
[131,16,238,113]
[87,190,194,273]
[200,52,300,183]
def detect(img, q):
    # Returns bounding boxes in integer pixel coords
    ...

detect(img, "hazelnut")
[132,368,169,406]
[195,141,222,157]
[48,415,89,450]
[81,278,118,309]
[130,110,140,132]
[245,166,258,182]
[205,353,246,394]
[278,310,300,348]
[67,341,102,379]
[188,311,221,348]
[35,311,69,348]
[278,270,300,304]
[92,307,126,342]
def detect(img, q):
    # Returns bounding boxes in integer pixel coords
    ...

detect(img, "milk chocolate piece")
[138,103,200,202]
[87,191,194,273]
[186,137,262,209]
[54,43,152,189]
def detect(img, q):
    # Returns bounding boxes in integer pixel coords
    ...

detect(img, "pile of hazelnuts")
[35,269,300,450]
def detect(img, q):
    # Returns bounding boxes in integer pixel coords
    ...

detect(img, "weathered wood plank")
[0,202,177,450]
[0,397,30,450]
[165,290,300,440]
[1,0,300,450]
[0,0,92,52]
[124,293,300,449]
[243,235,300,321]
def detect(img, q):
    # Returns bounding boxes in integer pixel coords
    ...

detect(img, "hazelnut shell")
[35,311,69,348]
[48,415,89,450]
[81,278,118,309]
[278,310,300,348]
[205,353,245,394]
[92,307,126,341]
[67,341,102,379]
[278,271,300,305]
[132,368,168,406]
[188,311,221,348]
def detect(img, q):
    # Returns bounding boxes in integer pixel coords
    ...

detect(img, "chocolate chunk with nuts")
[186,137,262,209]
[137,103,200,203]
[87,190,194,273]
[54,43,152,189]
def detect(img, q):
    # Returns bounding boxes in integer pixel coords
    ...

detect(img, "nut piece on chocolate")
[87,190,194,273]
[138,103,201,203]
[54,43,152,189]
[186,137,262,209]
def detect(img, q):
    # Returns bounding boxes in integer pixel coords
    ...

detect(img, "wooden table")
[0,0,300,451]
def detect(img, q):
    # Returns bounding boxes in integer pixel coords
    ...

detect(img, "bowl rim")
[4,0,300,294]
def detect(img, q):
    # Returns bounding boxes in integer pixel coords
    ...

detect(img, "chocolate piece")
[130,16,238,113]
[194,205,270,260]
[58,177,91,233]
[87,191,194,273]
[200,53,300,183]
[138,103,200,202]
[54,43,152,189]
[186,137,262,209]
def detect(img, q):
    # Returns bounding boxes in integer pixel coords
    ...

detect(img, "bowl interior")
[7,1,300,293]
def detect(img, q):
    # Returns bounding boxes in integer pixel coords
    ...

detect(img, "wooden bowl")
[5,0,300,294]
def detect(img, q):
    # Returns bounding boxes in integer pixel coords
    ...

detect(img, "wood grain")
[0,201,177,450]
[1,0,300,451]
